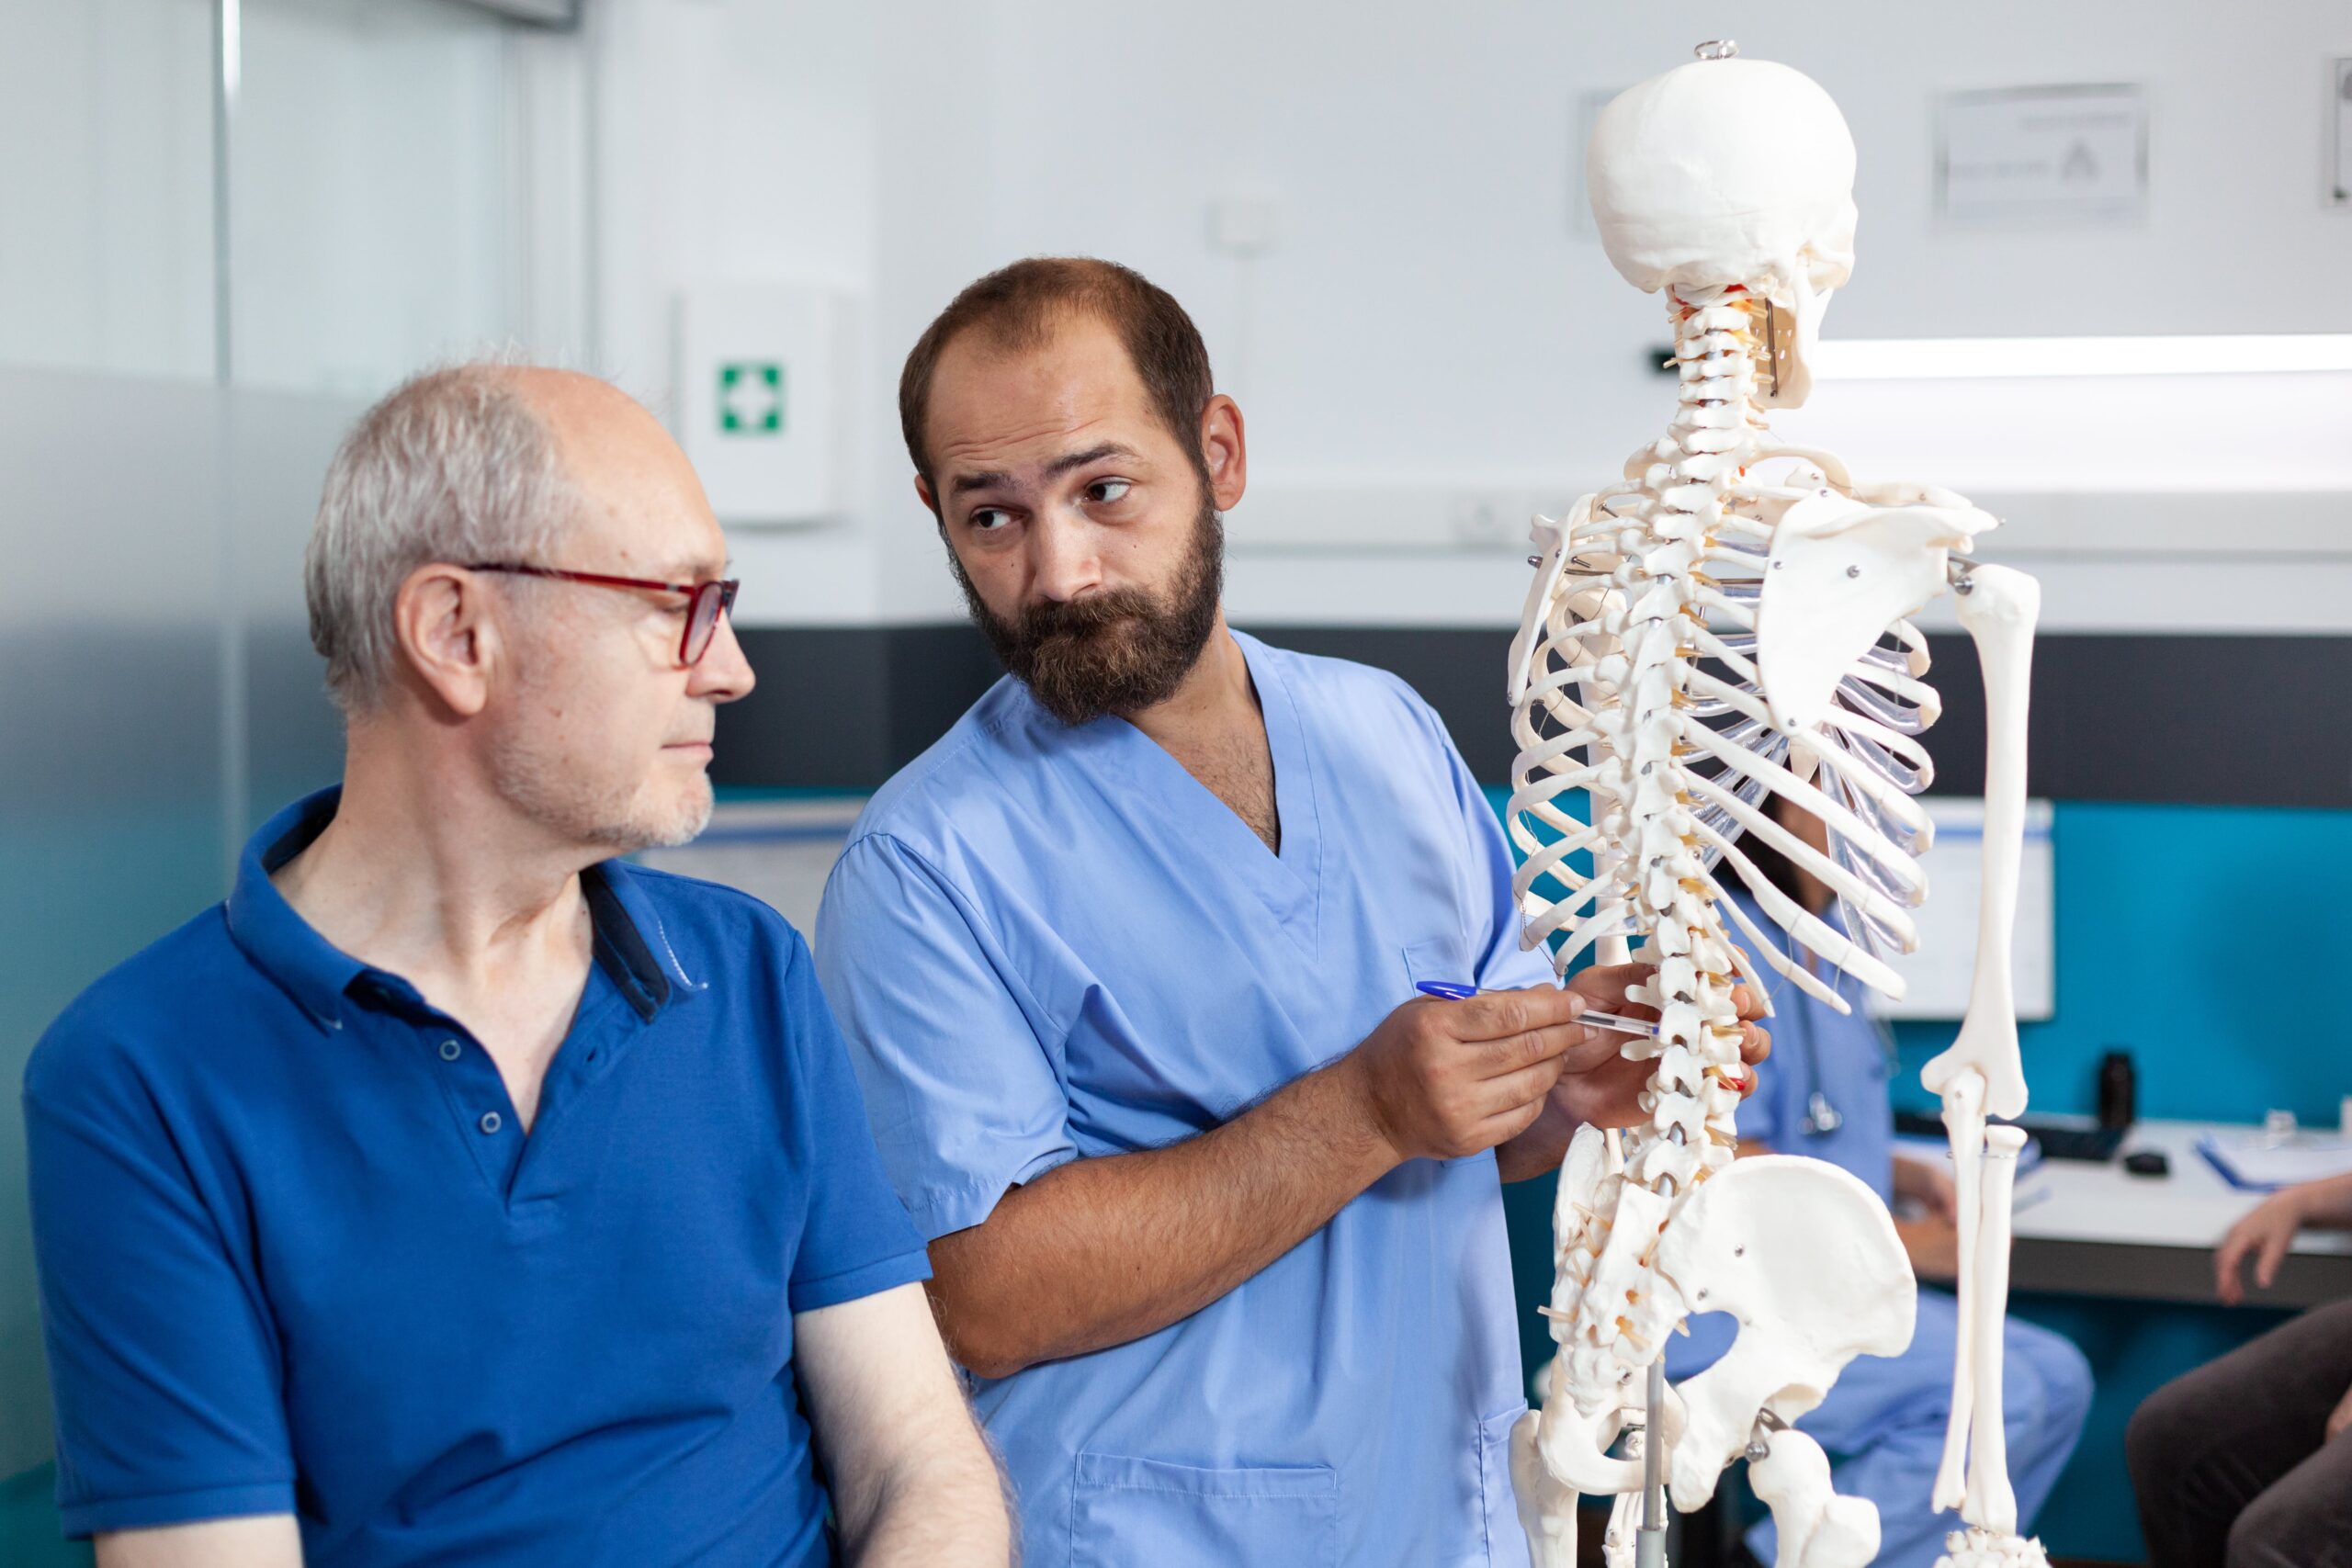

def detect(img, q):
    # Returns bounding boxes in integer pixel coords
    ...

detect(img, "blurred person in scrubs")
[815,257,1769,1567]
[1663,794,2091,1568]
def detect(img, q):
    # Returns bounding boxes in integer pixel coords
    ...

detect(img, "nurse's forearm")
[1495,1100,1580,1183]
[925,1056,1399,1379]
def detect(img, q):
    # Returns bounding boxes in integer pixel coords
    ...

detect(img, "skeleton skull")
[1586,48,1858,407]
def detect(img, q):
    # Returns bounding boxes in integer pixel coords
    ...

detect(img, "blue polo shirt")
[23,789,929,1565]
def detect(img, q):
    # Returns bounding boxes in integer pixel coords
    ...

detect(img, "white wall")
[18,0,2345,624]
[586,0,901,622]
[582,0,2352,635]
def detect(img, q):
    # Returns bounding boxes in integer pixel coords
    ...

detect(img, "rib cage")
[1507,282,1950,1413]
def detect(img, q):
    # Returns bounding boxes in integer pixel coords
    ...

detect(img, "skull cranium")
[1586,50,1858,407]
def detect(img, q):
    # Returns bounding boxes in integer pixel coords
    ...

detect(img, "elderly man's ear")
[393,565,502,717]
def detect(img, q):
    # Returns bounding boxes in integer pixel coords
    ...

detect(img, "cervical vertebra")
[1505,43,2047,1568]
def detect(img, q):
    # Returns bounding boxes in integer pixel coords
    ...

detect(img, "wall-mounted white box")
[674,283,854,526]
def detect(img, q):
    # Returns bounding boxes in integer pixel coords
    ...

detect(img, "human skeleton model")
[1500,46,2048,1568]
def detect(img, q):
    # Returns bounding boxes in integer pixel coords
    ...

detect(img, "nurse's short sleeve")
[23,1036,295,1536]
[774,932,933,1313]
[816,834,1075,1243]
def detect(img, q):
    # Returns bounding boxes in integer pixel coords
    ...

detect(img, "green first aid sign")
[718,362,784,434]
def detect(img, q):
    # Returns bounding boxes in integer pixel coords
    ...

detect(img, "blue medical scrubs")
[815,631,1553,1568]
[1666,896,2091,1568]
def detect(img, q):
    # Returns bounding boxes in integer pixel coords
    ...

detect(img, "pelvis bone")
[1656,1156,1917,1510]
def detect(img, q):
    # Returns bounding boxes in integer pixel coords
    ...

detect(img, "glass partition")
[0,0,215,380]
[0,0,576,1495]
[234,0,518,397]
[0,369,232,1481]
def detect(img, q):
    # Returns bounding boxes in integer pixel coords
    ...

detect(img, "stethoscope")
[1787,982,1844,1136]
[1781,947,1901,1139]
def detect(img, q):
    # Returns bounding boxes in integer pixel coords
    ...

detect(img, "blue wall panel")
[1891,801,2352,1129]
[1486,787,2352,1561]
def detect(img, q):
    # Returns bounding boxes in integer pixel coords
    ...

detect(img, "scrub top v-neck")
[817,631,1552,1568]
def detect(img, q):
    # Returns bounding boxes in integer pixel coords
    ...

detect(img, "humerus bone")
[1926,562,2042,1122]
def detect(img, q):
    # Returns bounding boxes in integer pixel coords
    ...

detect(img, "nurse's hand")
[1489,968,1769,1183]
[1544,965,1772,1130]
[1344,986,1600,1164]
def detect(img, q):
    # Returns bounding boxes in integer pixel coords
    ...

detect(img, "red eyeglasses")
[466,563,741,666]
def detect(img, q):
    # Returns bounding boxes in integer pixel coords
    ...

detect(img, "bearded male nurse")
[815,258,1769,1565]
[23,365,1009,1568]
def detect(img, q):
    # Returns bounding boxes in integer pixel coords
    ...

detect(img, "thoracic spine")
[1544,284,1774,1404]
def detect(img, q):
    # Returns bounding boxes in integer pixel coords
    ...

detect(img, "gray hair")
[305,361,571,715]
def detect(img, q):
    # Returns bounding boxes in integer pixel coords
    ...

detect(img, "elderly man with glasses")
[23,364,1011,1568]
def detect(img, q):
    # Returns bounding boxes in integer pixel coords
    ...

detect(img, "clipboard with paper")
[2196,1128,2352,1192]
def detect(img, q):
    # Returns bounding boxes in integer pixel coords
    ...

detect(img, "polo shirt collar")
[582,862,680,1020]
[226,787,682,1032]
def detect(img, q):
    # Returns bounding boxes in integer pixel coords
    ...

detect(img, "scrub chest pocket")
[1401,938,1475,995]
[1070,1453,1340,1568]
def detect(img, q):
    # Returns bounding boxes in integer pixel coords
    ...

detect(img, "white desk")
[2005,1119,2352,1308]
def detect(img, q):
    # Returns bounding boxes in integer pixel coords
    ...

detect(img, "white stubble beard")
[488,715,714,855]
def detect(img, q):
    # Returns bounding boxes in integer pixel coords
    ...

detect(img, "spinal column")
[1507,282,1773,1393]
[1509,42,2052,1568]
[1507,271,1937,1568]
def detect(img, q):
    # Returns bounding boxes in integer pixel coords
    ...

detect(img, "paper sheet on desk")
[2196,1132,2352,1192]
[1894,1133,2046,1178]
[1887,1135,2051,1213]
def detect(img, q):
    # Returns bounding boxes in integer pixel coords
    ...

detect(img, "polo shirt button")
[438,1039,462,1062]
[478,1111,503,1134]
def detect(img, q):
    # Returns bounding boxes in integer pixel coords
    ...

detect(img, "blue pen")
[1414,979,1662,1039]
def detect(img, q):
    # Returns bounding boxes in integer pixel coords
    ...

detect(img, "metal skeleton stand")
[1637,1358,1668,1568]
